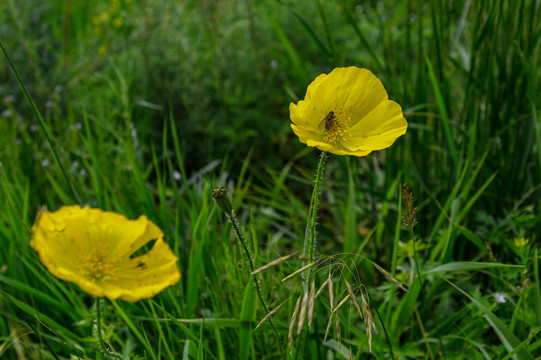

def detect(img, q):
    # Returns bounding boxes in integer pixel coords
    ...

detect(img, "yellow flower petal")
[311,67,388,122]
[290,66,407,156]
[344,100,407,151]
[30,205,180,301]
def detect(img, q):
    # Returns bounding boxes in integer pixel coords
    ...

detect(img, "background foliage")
[1,0,540,358]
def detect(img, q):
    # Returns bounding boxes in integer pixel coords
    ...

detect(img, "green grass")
[1,0,541,358]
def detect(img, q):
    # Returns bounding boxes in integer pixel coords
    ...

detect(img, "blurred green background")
[2,0,539,224]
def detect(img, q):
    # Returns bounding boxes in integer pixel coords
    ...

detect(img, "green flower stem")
[226,212,285,358]
[296,151,327,353]
[301,151,327,289]
[212,188,285,358]
[96,297,104,359]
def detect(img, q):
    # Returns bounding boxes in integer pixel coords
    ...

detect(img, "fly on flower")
[30,205,180,301]
[290,66,407,157]
[319,111,337,132]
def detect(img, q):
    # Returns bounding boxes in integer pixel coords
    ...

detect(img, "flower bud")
[212,187,233,215]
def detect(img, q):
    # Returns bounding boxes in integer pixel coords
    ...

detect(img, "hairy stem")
[226,211,285,358]
[212,187,285,358]
[301,151,327,290]
[96,297,104,359]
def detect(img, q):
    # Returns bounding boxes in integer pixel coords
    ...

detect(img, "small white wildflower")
[173,170,182,181]
[70,160,79,172]
[494,292,506,304]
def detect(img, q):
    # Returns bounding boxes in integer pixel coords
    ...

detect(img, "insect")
[319,111,337,131]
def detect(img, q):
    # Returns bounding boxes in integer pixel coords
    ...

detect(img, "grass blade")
[445,278,534,360]
[533,248,541,326]
[0,41,80,203]
[425,54,458,167]
[239,281,257,360]
[425,262,523,275]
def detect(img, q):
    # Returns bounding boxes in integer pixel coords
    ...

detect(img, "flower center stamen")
[79,242,119,282]
[322,112,352,144]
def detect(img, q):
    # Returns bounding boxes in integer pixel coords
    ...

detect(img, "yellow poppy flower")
[30,205,180,302]
[290,67,407,156]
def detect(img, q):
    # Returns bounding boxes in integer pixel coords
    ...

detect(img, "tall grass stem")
[410,225,425,298]
[0,41,80,204]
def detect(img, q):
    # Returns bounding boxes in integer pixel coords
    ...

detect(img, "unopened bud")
[212,187,233,215]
